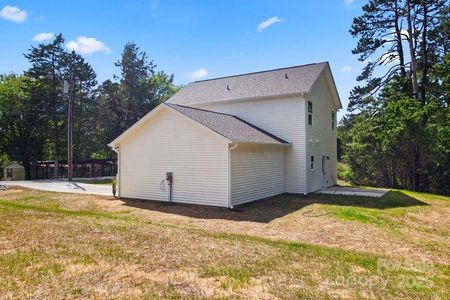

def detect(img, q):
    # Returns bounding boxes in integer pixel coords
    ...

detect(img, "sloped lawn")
[0,187,448,299]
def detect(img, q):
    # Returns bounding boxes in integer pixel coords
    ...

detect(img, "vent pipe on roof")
[226,84,230,91]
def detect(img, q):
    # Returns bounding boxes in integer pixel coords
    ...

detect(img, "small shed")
[3,161,25,181]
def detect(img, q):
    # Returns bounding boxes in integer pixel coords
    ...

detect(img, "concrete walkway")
[0,179,112,196]
[317,186,389,198]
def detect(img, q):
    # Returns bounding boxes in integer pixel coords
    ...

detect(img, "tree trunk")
[406,0,422,192]
[52,53,60,179]
[406,0,419,100]
[23,160,31,180]
[394,1,406,77]
[419,3,430,192]
[53,110,59,179]
[420,4,428,106]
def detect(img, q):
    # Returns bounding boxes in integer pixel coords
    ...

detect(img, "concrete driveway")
[0,179,112,196]
[317,186,389,198]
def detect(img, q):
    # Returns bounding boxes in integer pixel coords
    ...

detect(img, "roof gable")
[309,63,342,109]
[109,103,290,147]
[167,62,329,106]
[165,104,289,145]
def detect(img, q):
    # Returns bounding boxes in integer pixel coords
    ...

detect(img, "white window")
[310,155,314,170]
[308,101,313,125]
[331,111,335,130]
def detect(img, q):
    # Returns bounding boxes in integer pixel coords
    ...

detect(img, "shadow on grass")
[120,190,427,223]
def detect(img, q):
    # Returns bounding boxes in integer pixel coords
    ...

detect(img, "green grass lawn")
[0,187,448,299]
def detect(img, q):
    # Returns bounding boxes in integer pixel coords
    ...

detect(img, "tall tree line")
[339,0,449,195]
[0,34,178,178]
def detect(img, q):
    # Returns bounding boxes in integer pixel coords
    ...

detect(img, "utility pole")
[67,72,75,181]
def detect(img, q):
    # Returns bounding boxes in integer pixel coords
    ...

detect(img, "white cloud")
[32,32,55,42]
[0,5,28,23]
[342,66,352,72]
[150,0,159,17]
[151,0,159,10]
[344,0,356,6]
[190,68,208,79]
[66,36,111,55]
[257,16,284,32]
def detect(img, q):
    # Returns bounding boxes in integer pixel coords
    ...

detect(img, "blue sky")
[0,0,364,118]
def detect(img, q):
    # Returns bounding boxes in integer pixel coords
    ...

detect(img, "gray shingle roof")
[167,62,327,105]
[165,103,289,145]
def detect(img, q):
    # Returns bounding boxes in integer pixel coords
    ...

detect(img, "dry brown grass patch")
[0,187,448,299]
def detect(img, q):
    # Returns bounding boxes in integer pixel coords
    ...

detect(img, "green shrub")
[112,179,117,197]
[337,162,353,182]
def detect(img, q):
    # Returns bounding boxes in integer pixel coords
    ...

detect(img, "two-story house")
[109,62,342,208]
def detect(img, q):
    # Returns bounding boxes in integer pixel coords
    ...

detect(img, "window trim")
[331,111,335,130]
[308,101,313,126]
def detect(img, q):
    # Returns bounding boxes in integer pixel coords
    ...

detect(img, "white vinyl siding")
[194,96,306,194]
[230,144,285,205]
[306,72,338,192]
[118,108,229,207]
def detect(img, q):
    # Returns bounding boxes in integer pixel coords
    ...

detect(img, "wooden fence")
[30,159,117,179]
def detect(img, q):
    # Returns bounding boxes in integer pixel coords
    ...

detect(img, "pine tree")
[344,0,449,194]
[115,42,156,128]
[349,0,409,110]
[24,34,66,178]
[0,75,47,178]
[63,51,97,161]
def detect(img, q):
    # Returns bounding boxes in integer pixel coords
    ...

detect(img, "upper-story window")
[331,111,335,130]
[308,101,313,126]
[310,155,314,170]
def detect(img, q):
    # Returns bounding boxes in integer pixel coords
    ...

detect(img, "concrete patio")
[0,179,112,196]
[317,186,389,198]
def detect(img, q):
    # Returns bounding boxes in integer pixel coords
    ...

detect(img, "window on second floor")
[308,101,313,126]
[331,111,335,130]
[310,155,314,170]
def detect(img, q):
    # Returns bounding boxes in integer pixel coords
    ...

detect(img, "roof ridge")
[194,61,328,83]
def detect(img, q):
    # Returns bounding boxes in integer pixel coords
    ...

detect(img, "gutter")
[303,97,308,196]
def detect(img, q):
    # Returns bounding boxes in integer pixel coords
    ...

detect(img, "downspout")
[303,94,308,196]
[227,143,239,209]
[111,146,120,198]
